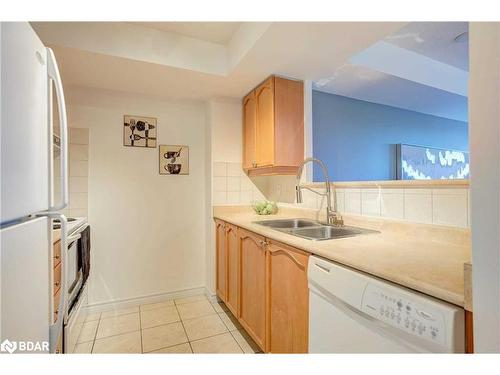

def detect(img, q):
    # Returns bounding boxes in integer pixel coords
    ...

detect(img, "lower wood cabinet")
[225,224,239,316]
[214,219,310,353]
[215,219,227,302]
[267,240,309,353]
[238,228,268,350]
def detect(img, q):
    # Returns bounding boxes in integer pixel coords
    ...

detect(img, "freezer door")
[0,217,50,352]
[1,22,49,223]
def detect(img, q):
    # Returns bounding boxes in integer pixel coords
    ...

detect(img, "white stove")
[52,216,86,235]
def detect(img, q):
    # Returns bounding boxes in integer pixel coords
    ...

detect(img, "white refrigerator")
[1,22,69,354]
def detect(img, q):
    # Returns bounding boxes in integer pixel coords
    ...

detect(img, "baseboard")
[84,286,210,314]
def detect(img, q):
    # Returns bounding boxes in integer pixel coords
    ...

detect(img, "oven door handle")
[67,223,89,244]
[67,233,81,243]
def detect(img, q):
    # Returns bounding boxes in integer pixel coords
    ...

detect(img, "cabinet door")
[255,77,275,167]
[268,240,309,353]
[238,228,267,350]
[242,91,257,170]
[225,224,239,316]
[215,220,227,301]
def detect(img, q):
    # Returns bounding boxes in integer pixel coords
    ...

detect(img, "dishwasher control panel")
[361,284,446,346]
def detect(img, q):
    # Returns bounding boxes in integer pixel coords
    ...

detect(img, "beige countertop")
[214,206,472,308]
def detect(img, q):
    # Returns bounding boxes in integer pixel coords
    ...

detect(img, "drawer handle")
[315,262,331,273]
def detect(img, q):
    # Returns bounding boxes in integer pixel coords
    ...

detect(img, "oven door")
[64,282,88,353]
[66,233,83,310]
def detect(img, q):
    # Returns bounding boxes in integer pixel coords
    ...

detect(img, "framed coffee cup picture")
[159,145,189,175]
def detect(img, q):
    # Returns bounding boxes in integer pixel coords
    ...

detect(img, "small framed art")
[159,145,189,175]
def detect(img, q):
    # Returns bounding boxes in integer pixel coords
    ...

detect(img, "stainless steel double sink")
[253,218,378,241]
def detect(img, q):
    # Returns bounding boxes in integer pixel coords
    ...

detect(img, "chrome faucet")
[295,157,344,227]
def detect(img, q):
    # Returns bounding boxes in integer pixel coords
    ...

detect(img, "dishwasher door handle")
[314,262,331,273]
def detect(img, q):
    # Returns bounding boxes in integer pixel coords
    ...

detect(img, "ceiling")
[130,22,242,45]
[313,22,469,122]
[32,22,406,101]
[384,22,468,71]
[314,65,467,121]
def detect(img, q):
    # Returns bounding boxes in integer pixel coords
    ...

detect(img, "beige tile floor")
[75,294,262,354]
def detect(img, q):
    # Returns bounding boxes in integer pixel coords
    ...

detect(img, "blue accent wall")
[312,91,469,182]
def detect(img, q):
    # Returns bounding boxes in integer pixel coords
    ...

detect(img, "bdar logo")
[1,339,17,353]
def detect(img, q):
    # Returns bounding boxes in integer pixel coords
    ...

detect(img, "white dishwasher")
[308,256,465,353]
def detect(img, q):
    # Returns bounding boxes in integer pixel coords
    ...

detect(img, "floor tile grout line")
[99,310,140,321]
[141,318,182,331]
[175,304,194,354]
[189,330,235,345]
[142,340,191,354]
[89,315,102,353]
[92,328,141,344]
[228,330,246,354]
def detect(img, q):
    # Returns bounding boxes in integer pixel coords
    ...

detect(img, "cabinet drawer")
[53,240,61,267]
[54,286,61,322]
[53,261,62,293]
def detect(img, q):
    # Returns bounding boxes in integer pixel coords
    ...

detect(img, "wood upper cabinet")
[255,77,275,167]
[267,240,309,353]
[242,91,257,169]
[215,219,227,301]
[238,228,268,351]
[242,75,304,176]
[225,223,239,316]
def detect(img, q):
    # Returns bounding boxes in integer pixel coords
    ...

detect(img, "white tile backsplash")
[345,189,362,214]
[69,177,88,193]
[213,191,227,205]
[213,176,227,192]
[70,160,89,177]
[212,162,259,206]
[69,144,89,161]
[69,128,89,145]
[432,189,468,228]
[361,189,381,217]
[240,175,254,191]
[335,190,345,212]
[61,128,89,216]
[211,160,469,228]
[227,162,243,177]
[240,190,253,204]
[227,191,240,204]
[227,176,241,192]
[69,192,88,209]
[380,190,404,219]
[403,189,433,224]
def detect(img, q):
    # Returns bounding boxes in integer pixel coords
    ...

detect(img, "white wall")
[469,22,500,352]
[66,87,208,305]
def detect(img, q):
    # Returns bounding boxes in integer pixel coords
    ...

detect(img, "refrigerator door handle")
[47,48,69,211]
[37,212,68,353]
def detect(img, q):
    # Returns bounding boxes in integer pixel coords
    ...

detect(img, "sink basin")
[253,218,319,229]
[254,218,378,241]
[289,225,375,241]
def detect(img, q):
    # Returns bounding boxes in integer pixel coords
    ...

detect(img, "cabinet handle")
[268,247,305,269]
